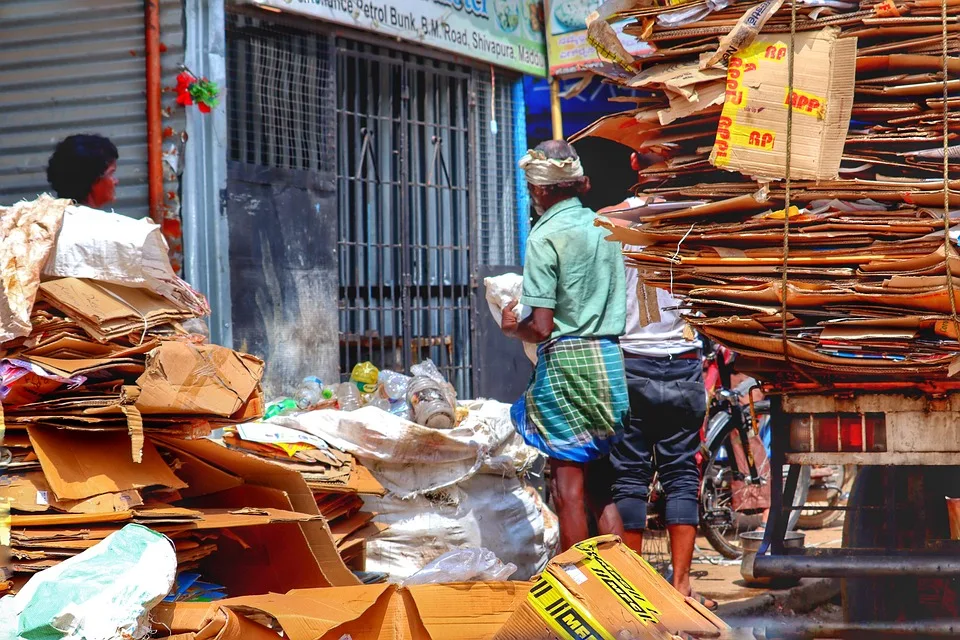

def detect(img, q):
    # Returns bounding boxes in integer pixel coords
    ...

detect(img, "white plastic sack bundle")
[43,205,208,315]
[484,273,538,363]
[0,524,176,640]
[285,401,539,498]
[363,474,555,581]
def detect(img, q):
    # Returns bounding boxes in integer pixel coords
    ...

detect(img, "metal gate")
[226,11,521,398]
[336,40,477,396]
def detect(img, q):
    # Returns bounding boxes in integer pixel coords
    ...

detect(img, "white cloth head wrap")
[518,149,584,186]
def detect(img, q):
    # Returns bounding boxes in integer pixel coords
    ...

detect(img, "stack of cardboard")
[577,1,960,389]
[1,274,362,597]
[221,422,388,572]
[150,536,729,640]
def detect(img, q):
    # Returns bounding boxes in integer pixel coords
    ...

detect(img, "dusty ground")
[691,524,844,607]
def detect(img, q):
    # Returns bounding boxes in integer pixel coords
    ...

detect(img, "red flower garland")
[175,70,219,114]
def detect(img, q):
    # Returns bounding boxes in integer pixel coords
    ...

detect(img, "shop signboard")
[544,0,653,76]
[244,0,549,76]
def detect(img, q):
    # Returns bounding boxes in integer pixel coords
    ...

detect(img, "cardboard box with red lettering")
[709,27,857,181]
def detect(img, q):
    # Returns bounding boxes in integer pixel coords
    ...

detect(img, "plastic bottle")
[337,382,361,411]
[295,376,331,410]
[406,376,456,429]
[410,359,457,406]
[351,362,380,393]
[379,370,412,401]
[365,392,392,411]
[263,397,298,420]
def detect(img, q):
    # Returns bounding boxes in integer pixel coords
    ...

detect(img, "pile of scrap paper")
[0,195,376,598]
[579,0,960,390]
[222,422,387,572]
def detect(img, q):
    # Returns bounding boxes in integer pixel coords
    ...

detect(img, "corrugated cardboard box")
[153,582,531,640]
[495,536,727,640]
[708,27,857,181]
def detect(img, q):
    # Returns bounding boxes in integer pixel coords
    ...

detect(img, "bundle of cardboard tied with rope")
[578,0,960,391]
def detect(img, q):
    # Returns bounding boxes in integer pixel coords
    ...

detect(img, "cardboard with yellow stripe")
[494,536,727,640]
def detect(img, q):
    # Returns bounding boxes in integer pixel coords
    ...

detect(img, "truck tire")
[842,465,960,623]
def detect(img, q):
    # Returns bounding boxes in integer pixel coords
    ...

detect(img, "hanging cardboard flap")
[27,426,186,501]
[225,585,395,640]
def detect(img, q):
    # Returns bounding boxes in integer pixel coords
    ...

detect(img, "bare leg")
[594,501,625,538]
[586,459,625,538]
[667,523,696,594]
[668,523,716,609]
[622,529,644,555]
[550,458,590,551]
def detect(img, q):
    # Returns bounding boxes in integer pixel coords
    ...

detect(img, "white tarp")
[284,400,539,498]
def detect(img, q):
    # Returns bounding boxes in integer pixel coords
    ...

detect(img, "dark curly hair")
[46,134,118,202]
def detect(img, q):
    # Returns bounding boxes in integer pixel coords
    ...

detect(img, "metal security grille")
[475,71,520,267]
[226,14,335,175]
[0,0,184,219]
[226,12,521,397]
[337,40,475,396]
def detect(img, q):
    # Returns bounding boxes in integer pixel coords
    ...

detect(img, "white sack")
[363,475,555,581]
[0,195,69,343]
[285,401,539,498]
[484,273,538,364]
[43,205,208,315]
[0,524,176,640]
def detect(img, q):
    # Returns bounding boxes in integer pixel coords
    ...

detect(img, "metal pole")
[753,554,960,578]
[738,620,960,637]
[759,395,788,555]
[145,0,164,225]
[549,76,563,140]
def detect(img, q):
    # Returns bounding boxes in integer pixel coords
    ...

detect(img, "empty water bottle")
[264,397,297,420]
[379,370,412,401]
[337,382,361,411]
[406,376,456,429]
[295,376,332,410]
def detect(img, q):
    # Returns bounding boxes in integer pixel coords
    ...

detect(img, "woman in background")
[46,134,119,209]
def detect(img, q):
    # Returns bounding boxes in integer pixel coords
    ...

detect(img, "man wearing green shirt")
[501,140,629,551]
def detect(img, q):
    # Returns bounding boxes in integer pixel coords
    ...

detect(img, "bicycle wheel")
[700,445,764,559]
[642,487,673,579]
[700,445,809,559]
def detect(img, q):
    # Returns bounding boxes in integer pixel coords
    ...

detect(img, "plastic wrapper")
[0,524,175,640]
[401,548,518,586]
[701,0,786,69]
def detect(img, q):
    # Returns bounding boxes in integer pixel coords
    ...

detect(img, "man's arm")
[502,301,554,343]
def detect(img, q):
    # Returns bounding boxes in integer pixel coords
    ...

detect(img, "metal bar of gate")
[399,65,414,374]
[746,620,960,638]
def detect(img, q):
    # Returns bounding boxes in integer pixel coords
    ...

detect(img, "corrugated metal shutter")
[0,0,184,219]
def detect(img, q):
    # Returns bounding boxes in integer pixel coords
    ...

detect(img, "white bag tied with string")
[484,273,538,364]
